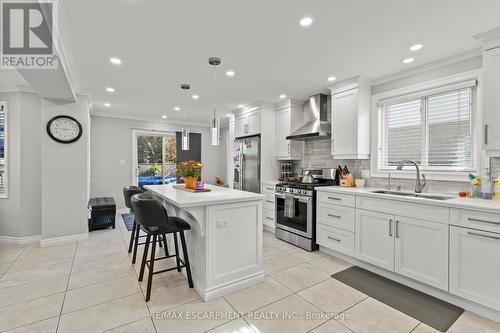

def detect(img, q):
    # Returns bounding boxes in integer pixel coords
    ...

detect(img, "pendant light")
[209,57,221,146]
[180,84,191,150]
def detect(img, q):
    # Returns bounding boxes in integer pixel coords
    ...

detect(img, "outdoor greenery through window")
[378,86,474,171]
[137,135,176,188]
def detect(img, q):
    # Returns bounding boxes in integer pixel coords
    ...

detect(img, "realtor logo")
[1,0,58,69]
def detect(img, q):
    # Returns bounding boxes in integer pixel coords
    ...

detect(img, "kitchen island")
[144,184,265,301]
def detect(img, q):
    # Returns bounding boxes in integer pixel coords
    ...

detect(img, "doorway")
[132,130,177,188]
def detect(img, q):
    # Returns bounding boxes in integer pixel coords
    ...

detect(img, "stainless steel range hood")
[286,93,330,140]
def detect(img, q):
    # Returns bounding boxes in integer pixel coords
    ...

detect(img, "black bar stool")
[123,186,166,264]
[131,193,194,302]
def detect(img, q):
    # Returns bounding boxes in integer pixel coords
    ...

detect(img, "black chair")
[123,186,166,264]
[131,193,194,302]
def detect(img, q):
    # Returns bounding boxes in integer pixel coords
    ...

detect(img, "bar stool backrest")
[131,193,169,228]
[123,186,143,211]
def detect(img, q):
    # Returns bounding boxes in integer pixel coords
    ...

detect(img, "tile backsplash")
[291,137,475,194]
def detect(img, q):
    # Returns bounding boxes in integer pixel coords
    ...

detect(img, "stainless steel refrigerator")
[233,135,261,193]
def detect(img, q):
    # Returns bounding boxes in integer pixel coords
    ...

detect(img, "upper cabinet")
[476,28,500,154]
[234,111,261,138]
[275,99,304,160]
[329,77,371,159]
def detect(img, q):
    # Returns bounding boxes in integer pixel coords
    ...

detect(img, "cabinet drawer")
[356,196,449,224]
[317,191,355,207]
[262,184,276,194]
[263,209,275,227]
[451,209,500,234]
[317,202,355,232]
[264,194,275,211]
[317,224,354,256]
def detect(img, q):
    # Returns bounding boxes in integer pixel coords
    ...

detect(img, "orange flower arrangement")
[177,160,203,189]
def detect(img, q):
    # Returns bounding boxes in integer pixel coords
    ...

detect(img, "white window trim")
[0,101,7,199]
[370,70,482,182]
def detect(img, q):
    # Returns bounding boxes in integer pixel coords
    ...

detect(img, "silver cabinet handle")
[484,124,489,145]
[327,236,341,242]
[389,219,393,237]
[468,217,500,226]
[265,217,274,220]
[265,187,274,191]
[396,220,400,238]
[327,197,341,201]
[266,200,273,203]
[467,231,500,240]
[287,143,290,154]
[327,214,342,219]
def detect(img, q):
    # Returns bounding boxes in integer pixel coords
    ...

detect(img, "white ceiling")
[62,0,500,124]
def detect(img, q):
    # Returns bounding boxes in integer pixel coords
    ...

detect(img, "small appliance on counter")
[274,168,337,251]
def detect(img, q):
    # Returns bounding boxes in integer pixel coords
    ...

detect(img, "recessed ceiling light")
[409,44,423,51]
[300,17,313,27]
[402,57,414,64]
[173,106,180,111]
[162,115,167,119]
[109,57,122,65]
[238,104,245,108]
[106,87,115,93]
[226,113,232,117]
[104,103,111,107]
[192,95,199,100]
[226,70,235,77]
[279,94,286,99]
[327,76,336,82]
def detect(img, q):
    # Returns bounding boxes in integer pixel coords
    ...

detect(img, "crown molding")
[0,84,37,94]
[474,27,500,50]
[91,111,211,128]
[371,48,482,86]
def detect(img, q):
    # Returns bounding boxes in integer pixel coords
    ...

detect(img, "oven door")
[275,193,313,238]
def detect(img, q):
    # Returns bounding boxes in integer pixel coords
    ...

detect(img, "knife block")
[340,173,356,187]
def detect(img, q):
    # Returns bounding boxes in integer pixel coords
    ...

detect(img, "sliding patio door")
[132,130,177,188]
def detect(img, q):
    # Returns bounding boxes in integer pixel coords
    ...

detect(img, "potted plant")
[177,160,203,189]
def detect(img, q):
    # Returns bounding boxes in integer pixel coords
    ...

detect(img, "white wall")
[41,96,90,240]
[90,116,227,208]
[0,92,41,238]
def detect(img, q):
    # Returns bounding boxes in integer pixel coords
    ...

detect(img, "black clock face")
[47,116,83,144]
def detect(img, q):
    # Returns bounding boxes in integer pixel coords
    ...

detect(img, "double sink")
[370,190,454,201]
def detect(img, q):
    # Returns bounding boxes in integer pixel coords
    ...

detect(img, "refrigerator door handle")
[241,154,245,191]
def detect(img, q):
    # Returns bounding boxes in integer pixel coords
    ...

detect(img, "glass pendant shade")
[181,128,190,150]
[210,114,220,146]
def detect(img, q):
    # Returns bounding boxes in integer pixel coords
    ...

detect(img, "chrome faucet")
[396,160,426,193]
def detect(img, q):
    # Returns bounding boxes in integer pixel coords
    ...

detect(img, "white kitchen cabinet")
[482,47,500,152]
[329,77,370,159]
[450,226,500,311]
[355,210,395,271]
[275,100,303,160]
[235,111,261,138]
[394,217,449,290]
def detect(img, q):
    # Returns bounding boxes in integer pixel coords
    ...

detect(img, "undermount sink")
[370,190,453,201]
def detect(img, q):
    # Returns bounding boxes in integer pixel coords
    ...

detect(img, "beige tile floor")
[0,215,499,333]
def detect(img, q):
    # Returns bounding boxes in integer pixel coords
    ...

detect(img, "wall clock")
[46,115,83,144]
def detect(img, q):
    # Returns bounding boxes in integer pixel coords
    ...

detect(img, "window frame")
[370,71,481,182]
[0,101,7,199]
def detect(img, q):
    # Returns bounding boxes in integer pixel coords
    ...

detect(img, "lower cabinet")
[317,224,354,256]
[450,226,500,311]
[355,210,395,271]
[355,209,448,290]
[395,217,448,290]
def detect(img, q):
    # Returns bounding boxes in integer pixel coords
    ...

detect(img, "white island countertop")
[144,184,264,208]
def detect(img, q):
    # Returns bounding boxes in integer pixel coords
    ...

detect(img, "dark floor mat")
[121,213,134,231]
[332,266,464,332]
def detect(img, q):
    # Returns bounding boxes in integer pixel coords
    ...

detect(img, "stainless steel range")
[275,169,337,251]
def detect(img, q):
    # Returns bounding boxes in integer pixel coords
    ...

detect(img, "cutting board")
[173,185,211,193]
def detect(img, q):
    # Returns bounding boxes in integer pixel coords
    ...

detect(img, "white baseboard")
[0,235,41,245]
[40,232,89,247]
[200,272,265,302]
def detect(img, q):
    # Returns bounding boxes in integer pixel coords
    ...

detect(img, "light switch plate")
[216,219,229,228]
[119,159,126,165]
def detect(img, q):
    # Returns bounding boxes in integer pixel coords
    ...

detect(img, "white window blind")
[378,85,474,171]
